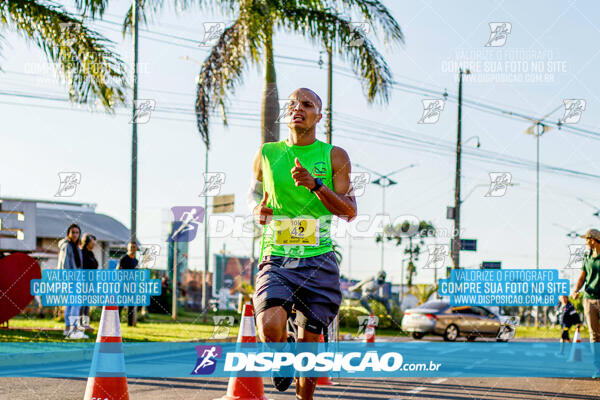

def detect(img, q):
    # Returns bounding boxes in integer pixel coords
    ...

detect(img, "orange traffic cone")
[568,326,583,362]
[316,333,338,386]
[364,314,377,345]
[84,306,129,400]
[214,303,272,400]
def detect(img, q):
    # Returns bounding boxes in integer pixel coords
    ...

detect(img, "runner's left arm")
[291,146,357,221]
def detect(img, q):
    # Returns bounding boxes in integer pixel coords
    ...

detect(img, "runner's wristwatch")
[311,178,323,193]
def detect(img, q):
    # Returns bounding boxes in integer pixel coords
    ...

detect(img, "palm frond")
[73,0,109,18]
[276,6,393,104]
[332,0,403,46]
[121,0,239,35]
[1,0,127,109]
[195,15,263,148]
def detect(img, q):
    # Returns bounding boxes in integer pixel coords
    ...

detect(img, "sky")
[2,0,599,286]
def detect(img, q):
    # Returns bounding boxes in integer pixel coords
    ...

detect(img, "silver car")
[401,300,511,341]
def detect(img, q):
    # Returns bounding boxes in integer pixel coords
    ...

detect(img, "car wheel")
[444,324,459,341]
[467,335,477,342]
[412,332,425,340]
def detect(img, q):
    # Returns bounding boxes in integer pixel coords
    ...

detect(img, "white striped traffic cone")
[83,306,129,400]
[568,326,583,362]
[316,333,337,386]
[214,303,271,400]
[364,314,377,345]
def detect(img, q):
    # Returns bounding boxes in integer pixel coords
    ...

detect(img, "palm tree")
[1,0,127,108]
[377,220,436,288]
[192,0,404,147]
[410,283,438,305]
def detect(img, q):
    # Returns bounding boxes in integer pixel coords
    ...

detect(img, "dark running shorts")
[253,251,341,334]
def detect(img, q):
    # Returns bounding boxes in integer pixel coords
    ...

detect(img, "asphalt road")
[2,337,598,399]
[1,376,598,399]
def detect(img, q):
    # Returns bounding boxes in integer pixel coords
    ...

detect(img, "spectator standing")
[118,242,139,326]
[573,228,600,378]
[80,233,98,330]
[57,223,87,339]
[557,295,581,354]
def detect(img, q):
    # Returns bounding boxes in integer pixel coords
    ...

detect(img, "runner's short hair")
[293,88,322,113]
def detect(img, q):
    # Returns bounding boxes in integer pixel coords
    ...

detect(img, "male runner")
[247,88,357,399]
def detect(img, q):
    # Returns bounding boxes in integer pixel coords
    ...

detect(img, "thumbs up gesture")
[291,157,317,191]
[254,190,273,225]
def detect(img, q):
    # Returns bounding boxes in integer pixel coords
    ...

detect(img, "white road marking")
[389,378,447,398]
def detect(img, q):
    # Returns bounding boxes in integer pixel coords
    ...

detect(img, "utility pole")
[521,105,560,326]
[326,46,333,144]
[202,146,209,322]
[347,234,352,279]
[452,68,470,270]
[172,241,178,319]
[128,0,140,327]
[130,0,139,246]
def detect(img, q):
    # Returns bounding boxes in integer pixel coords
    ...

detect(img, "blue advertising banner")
[30,269,161,306]
[438,269,569,306]
[1,342,598,378]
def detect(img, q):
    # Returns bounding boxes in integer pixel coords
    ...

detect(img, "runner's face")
[287,91,322,130]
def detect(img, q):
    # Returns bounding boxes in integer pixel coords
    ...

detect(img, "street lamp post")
[452,68,470,270]
[355,163,417,272]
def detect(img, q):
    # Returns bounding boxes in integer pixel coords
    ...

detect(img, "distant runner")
[248,88,357,399]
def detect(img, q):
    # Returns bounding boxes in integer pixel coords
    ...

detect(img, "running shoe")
[271,334,296,392]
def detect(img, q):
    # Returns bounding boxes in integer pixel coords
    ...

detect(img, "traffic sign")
[460,239,477,251]
[481,261,502,269]
[451,239,477,251]
[213,194,234,213]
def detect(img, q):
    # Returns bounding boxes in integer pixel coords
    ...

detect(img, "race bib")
[274,218,319,246]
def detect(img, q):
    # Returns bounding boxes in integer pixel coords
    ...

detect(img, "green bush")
[338,300,403,330]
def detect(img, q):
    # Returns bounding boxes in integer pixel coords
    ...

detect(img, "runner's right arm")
[248,147,273,225]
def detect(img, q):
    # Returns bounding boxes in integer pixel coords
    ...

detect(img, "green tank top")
[259,139,334,259]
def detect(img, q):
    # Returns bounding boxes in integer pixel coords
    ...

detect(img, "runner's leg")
[256,305,287,343]
[296,326,321,400]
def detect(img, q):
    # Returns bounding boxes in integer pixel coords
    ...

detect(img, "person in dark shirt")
[80,233,99,329]
[81,234,99,270]
[118,242,139,326]
[558,295,581,354]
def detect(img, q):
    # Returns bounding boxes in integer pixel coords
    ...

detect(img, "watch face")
[312,179,322,191]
